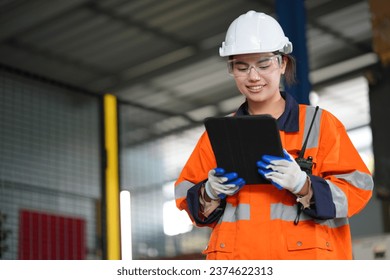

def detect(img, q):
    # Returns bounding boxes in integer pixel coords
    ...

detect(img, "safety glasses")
[227,54,282,77]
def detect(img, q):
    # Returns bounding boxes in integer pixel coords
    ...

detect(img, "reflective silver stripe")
[327,180,348,217]
[271,203,299,221]
[326,171,373,218]
[174,180,194,199]
[334,170,374,191]
[317,217,349,228]
[219,202,250,223]
[218,202,348,227]
[302,106,322,149]
[271,203,349,227]
[270,203,310,222]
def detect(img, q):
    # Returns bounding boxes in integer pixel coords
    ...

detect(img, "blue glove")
[205,167,246,200]
[257,149,307,194]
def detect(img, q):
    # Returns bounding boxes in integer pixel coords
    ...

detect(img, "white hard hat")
[219,11,293,57]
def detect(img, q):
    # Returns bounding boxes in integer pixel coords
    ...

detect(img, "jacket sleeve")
[303,111,373,220]
[174,131,221,227]
[186,181,226,225]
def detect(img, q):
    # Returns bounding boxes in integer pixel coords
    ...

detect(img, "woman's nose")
[248,66,261,81]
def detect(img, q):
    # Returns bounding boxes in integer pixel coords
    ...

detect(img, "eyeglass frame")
[227,54,283,77]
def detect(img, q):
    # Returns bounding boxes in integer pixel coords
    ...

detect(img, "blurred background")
[1,0,390,260]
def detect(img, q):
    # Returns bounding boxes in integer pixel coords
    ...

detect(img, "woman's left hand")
[257,149,307,194]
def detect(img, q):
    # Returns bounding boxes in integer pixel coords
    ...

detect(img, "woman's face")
[230,53,286,104]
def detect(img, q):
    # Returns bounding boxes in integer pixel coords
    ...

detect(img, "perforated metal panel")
[119,102,210,259]
[0,68,102,259]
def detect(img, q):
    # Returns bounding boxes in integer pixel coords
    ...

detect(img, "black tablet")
[204,115,284,184]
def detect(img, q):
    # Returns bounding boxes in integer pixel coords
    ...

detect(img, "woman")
[174,11,373,260]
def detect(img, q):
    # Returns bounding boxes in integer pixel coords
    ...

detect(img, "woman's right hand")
[205,167,246,200]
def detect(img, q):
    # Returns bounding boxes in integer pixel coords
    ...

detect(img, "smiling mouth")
[247,85,264,90]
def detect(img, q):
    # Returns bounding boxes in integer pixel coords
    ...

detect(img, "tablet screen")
[204,115,283,184]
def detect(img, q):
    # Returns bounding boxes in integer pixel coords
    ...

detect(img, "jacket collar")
[235,92,299,132]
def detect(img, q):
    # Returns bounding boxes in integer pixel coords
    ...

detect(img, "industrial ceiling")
[0,0,378,147]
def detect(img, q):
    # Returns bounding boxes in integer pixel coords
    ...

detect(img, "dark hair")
[282,54,297,86]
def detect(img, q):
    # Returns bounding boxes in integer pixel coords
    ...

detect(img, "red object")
[18,210,86,259]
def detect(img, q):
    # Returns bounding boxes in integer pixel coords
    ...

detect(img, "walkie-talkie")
[295,106,319,175]
[294,106,320,225]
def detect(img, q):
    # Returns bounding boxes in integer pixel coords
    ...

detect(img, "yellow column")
[104,94,120,260]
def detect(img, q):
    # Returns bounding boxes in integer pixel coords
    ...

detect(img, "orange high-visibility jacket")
[175,93,373,260]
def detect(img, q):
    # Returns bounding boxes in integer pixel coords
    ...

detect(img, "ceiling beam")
[86,1,199,49]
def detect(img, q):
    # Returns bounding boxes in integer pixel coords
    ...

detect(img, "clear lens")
[227,55,282,77]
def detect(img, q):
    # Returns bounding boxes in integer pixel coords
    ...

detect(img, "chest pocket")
[285,221,333,252]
